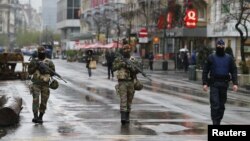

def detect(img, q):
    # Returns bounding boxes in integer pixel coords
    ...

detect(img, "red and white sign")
[139,28,148,38]
[139,28,148,43]
[184,9,198,28]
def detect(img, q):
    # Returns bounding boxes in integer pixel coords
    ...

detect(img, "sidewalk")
[143,69,250,95]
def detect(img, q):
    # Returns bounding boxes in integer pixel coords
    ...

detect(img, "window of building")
[67,0,73,7]
[67,0,80,19]
[74,0,80,7]
[198,8,206,20]
[67,8,74,19]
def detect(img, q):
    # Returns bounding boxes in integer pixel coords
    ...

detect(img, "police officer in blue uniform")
[202,39,238,125]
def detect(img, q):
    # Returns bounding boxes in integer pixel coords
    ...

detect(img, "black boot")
[212,120,221,125]
[121,111,126,125]
[32,112,38,123]
[125,112,130,123]
[37,112,44,124]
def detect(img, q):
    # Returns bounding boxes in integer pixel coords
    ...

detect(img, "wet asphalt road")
[0,57,250,141]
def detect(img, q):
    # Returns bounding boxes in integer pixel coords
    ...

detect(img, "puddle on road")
[57,124,80,137]
[75,109,119,119]
[165,121,207,135]
[136,121,207,135]
[133,111,191,119]
[85,121,157,136]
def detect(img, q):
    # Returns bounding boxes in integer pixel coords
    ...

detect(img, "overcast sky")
[20,0,42,11]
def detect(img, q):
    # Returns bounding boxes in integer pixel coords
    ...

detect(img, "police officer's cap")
[216,39,225,46]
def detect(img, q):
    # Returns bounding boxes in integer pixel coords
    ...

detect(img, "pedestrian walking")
[28,46,57,124]
[202,39,238,125]
[105,49,115,79]
[191,50,196,65]
[113,44,141,125]
[86,50,94,77]
[148,52,154,70]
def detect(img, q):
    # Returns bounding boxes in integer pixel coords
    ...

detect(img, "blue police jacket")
[202,53,238,85]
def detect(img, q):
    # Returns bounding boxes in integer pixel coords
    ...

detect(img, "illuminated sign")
[184,9,198,28]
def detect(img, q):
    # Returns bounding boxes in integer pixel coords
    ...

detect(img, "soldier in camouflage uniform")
[28,46,55,124]
[113,44,140,125]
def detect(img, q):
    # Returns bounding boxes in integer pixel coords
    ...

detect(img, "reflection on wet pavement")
[135,121,207,135]
[133,111,191,119]
[84,122,157,136]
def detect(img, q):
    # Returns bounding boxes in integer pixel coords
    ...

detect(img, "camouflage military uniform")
[113,49,140,125]
[29,58,55,112]
[28,46,55,123]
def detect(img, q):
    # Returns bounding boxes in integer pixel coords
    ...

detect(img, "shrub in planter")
[196,45,213,69]
[225,46,234,58]
[239,61,249,74]
[66,50,77,62]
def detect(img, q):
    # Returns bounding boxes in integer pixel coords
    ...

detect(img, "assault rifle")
[115,52,152,81]
[29,57,67,83]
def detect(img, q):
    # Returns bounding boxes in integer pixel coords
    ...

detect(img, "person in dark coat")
[105,49,115,79]
[85,50,94,77]
[148,52,154,70]
[202,39,238,125]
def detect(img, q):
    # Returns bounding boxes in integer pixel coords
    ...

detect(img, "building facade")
[57,0,81,49]
[207,0,250,64]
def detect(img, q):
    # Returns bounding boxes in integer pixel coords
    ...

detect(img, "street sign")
[139,37,148,43]
[139,28,148,43]
[139,28,148,38]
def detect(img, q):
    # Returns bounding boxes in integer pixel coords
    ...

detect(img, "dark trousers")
[149,61,153,70]
[88,68,92,77]
[107,64,114,78]
[210,82,228,122]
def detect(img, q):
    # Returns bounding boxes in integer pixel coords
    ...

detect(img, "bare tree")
[93,13,103,42]
[223,0,250,62]
[120,1,136,44]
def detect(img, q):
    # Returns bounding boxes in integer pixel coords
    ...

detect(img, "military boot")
[121,111,126,125]
[37,112,44,124]
[32,112,38,123]
[125,112,130,124]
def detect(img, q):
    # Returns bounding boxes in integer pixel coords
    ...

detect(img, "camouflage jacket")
[28,58,55,85]
[113,56,140,80]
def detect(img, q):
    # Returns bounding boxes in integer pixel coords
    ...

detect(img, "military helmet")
[134,79,143,91]
[49,79,59,90]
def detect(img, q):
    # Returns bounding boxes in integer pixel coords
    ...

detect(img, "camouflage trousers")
[116,81,135,112]
[30,84,50,113]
